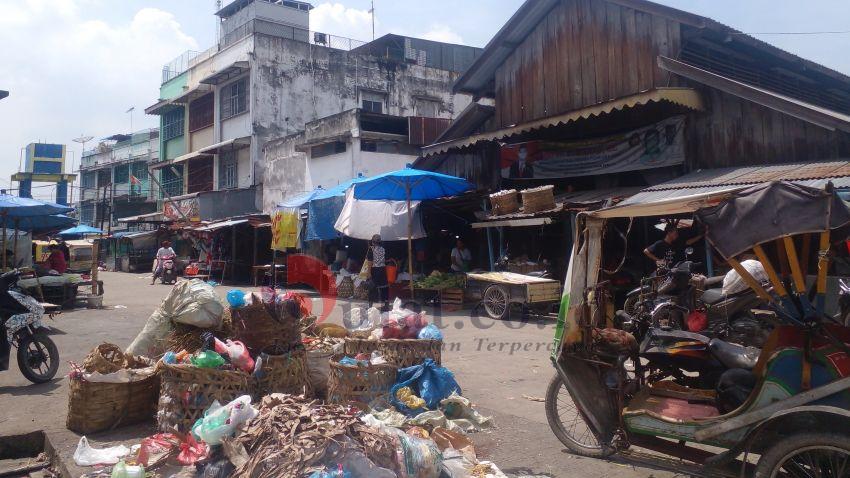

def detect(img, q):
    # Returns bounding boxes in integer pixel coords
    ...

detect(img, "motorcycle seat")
[701,288,726,305]
[704,275,725,287]
[708,338,759,371]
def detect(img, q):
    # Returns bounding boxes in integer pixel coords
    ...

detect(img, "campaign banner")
[163,197,200,222]
[500,115,685,179]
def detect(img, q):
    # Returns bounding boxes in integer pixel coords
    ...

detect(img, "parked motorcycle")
[160,254,178,285]
[0,269,59,383]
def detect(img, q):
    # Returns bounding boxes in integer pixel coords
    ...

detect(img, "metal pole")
[148,167,190,223]
[2,213,6,271]
[12,218,18,269]
[407,184,414,297]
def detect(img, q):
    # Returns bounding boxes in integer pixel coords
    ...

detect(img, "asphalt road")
[0,272,675,477]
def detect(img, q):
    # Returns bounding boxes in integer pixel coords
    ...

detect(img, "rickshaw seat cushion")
[708,339,759,370]
[716,368,756,414]
[624,388,720,422]
[700,288,726,305]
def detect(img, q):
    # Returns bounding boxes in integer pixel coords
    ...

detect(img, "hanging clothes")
[271,207,301,250]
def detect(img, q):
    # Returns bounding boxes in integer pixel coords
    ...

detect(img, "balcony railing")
[162,50,201,83]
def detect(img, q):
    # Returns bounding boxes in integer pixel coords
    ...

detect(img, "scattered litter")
[73,436,130,466]
[522,395,546,402]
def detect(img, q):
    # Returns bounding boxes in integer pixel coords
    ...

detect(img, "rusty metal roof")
[422,88,704,156]
[646,161,850,192]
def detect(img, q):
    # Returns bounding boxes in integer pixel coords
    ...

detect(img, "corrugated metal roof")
[646,161,850,192]
[422,88,704,156]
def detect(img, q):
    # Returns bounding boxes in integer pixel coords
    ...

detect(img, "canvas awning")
[421,88,704,156]
[145,98,181,115]
[117,212,169,223]
[173,150,213,164]
[471,217,552,228]
[193,218,249,232]
[198,137,251,154]
[171,84,213,104]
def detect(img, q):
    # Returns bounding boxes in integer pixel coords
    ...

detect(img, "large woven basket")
[337,276,354,299]
[489,190,519,215]
[230,297,301,354]
[156,363,252,433]
[344,338,442,368]
[254,349,313,398]
[521,185,555,213]
[327,355,397,405]
[83,343,146,374]
[67,370,160,434]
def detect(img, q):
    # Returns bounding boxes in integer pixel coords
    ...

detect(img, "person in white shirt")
[450,238,472,273]
[151,240,176,285]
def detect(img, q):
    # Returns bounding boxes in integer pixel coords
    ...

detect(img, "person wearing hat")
[366,234,389,309]
[152,240,176,285]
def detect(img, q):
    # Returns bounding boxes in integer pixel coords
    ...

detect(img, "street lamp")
[72,135,93,205]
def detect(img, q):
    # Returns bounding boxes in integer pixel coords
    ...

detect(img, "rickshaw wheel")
[482,285,510,320]
[545,373,615,458]
[754,432,850,478]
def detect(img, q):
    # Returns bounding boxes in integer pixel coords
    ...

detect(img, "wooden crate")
[527,281,561,303]
[440,288,464,305]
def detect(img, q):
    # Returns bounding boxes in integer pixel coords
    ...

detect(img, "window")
[97,169,111,187]
[221,77,249,119]
[219,150,238,190]
[360,90,386,114]
[415,99,440,117]
[131,162,148,196]
[189,93,214,132]
[81,172,95,189]
[161,166,183,198]
[162,108,184,141]
[114,164,129,183]
[80,204,94,225]
[310,141,346,159]
[361,140,416,155]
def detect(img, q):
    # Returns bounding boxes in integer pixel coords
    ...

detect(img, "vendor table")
[252,265,286,287]
[466,271,561,320]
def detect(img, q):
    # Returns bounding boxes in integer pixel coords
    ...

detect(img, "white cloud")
[421,24,465,45]
[0,0,197,199]
[310,2,375,41]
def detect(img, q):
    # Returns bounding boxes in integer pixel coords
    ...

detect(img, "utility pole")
[370,1,375,40]
[148,167,191,223]
[72,134,93,207]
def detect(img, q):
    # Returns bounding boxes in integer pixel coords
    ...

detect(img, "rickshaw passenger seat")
[708,339,759,370]
[700,288,726,305]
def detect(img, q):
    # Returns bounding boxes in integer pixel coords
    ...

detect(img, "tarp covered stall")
[333,189,426,241]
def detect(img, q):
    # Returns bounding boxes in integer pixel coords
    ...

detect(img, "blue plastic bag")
[226,289,245,307]
[417,324,443,340]
[390,359,461,415]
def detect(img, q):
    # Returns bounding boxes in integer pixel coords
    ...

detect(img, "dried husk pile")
[165,307,233,353]
[228,394,398,478]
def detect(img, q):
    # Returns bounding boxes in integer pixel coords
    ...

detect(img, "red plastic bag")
[176,434,209,466]
[137,433,181,468]
[687,310,708,332]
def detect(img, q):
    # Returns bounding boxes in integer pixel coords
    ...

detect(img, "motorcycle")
[160,254,178,285]
[0,269,59,384]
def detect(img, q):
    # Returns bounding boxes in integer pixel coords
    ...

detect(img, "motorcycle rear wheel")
[545,373,616,458]
[17,333,59,384]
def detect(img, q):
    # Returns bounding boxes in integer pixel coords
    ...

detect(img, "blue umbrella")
[58,224,104,237]
[350,166,474,293]
[277,186,326,209]
[14,214,76,233]
[313,173,370,200]
[0,194,73,217]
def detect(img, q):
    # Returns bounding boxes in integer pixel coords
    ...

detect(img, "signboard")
[500,115,685,179]
[163,197,200,222]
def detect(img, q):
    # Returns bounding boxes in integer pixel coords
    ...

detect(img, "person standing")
[451,238,472,273]
[45,244,67,274]
[366,234,389,309]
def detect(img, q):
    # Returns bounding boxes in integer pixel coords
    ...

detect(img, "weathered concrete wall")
[190,126,214,151]
[256,34,471,211]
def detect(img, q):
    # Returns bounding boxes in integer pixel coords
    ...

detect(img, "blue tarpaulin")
[306,196,345,241]
[0,194,73,217]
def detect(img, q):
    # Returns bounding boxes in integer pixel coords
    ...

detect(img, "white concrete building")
[145,0,480,219]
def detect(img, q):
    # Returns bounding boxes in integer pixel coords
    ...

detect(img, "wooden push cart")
[466,271,561,320]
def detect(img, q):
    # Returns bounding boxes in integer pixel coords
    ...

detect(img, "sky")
[1,0,850,201]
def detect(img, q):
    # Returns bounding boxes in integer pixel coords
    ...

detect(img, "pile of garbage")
[345,299,444,341]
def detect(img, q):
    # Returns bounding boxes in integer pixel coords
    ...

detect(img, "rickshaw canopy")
[697,181,850,259]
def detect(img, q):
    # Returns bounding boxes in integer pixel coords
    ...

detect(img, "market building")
[77,128,159,232]
[145,0,480,218]
[415,0,850,279]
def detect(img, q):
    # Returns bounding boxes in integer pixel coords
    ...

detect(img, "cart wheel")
[754,432,850,477]
[545,373,615,458]
[482,284,510,320]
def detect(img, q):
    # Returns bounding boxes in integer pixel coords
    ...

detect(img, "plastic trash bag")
[390,359,461,414]
[176,433,209,466]
[136,433,181,468]
[417,324,443,340]
[722,259,768,295]
[127,280,225,356]
[397,434,441,478]
[73,436,130,466]
[191,395,258,445]
[441,393,493,430]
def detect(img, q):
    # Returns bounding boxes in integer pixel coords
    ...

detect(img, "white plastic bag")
[722,259,768,295]
[192,395,257,445]
[73,436,130,466]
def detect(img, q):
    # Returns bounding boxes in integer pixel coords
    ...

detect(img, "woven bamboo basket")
[344,338,442,368]
[67,370,160,434]
[521,185,555,213]
[156,363,252,433]
[83,343,146,374]
[254,349,313,398]
[327,354,397,405]
[353,282,370,301]
[489,190,519,215]
[231,297,301,354]
[336,276,354,298]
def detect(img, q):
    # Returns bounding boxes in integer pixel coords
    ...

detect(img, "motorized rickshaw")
[546,181,850,477]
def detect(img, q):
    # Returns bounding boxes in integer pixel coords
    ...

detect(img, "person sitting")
[45,244,67,274]
[451,238,472,273]
[151,240,176,285]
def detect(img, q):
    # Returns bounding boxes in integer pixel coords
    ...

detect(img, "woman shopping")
[366,234,390,310]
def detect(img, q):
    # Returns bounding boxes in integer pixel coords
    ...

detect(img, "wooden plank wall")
[494,0,681,128]
[685,83,850,169]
